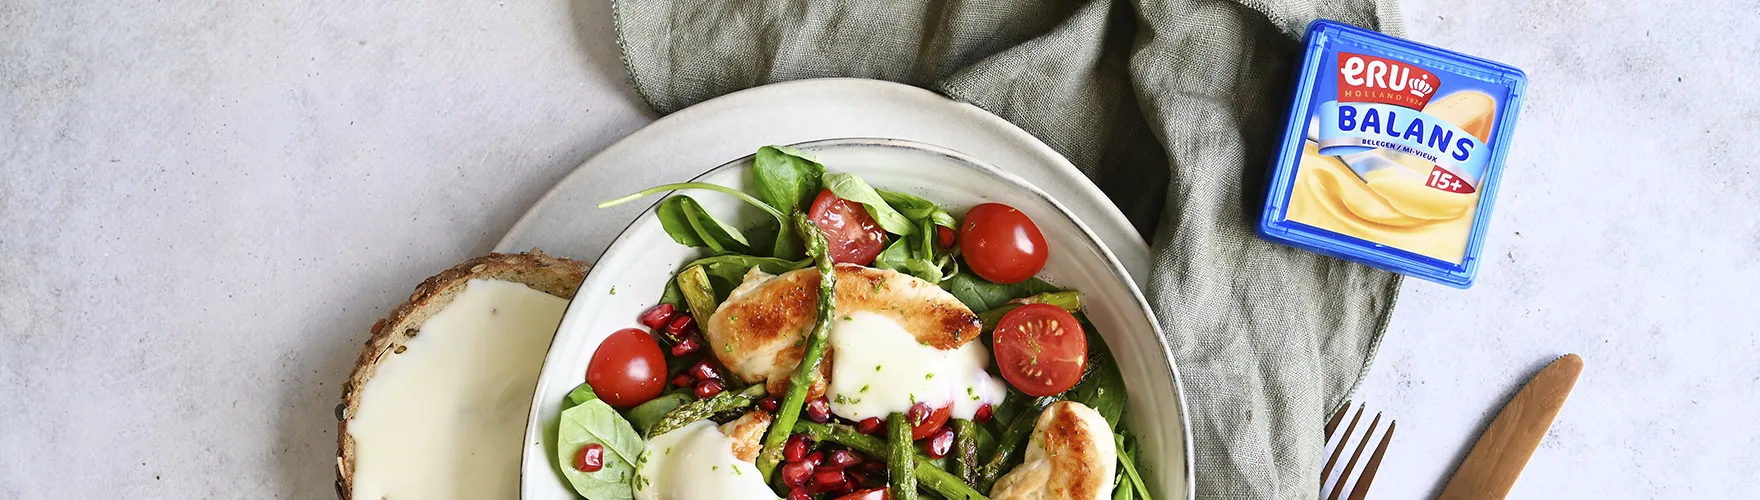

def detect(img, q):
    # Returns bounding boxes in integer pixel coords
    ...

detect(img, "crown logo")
[1408,75,1435,98]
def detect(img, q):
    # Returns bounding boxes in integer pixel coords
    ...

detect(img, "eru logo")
[1340,55,1435,100]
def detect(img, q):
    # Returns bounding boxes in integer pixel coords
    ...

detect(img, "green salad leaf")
[752,146,825,258]
[877,189,957,229]
[566,382,599,409]
[1064,316,1127,429]
[824,173,917,235]
[939,273,1061,312]
[1113,432,1152,500]
[656,195,751,254]
[556,383,645,500]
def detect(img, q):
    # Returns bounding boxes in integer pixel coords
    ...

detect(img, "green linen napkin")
[614,1,1404,498]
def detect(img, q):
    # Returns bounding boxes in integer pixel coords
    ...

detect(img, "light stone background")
[2,1,1754,498]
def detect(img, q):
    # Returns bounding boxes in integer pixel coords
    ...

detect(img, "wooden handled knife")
[1437,353,1584,500]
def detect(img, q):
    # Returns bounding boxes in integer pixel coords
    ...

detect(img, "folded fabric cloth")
[614,1,1403,498]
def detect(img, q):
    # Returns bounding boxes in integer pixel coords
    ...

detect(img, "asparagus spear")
[756,213,838,480]
[793,421,990,500]
[951,419,980,484]
[889,413,919,500]
[676,265,720,333]
[978,396,1062,490]
[977,291,1082,331]
[645,384,766,438]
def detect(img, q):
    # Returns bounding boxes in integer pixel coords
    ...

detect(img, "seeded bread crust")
[334,250,590,499]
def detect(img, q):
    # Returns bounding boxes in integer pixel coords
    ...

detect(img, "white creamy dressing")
[348,279,567,500]
[635,421,780,500]
[827,311,1008,421]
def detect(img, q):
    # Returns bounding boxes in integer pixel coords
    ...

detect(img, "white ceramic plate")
[494,78,1148,288]
[519,138,1193,499]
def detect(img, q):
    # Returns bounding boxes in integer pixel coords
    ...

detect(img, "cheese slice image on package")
[1260,20,1526,288]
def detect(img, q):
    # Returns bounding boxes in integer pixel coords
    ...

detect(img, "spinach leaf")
[878,189,958,229]
[872,222,946,284]
[656,195,752,254]
[556,385,644,500]
[566,382,598,409]
[753,146,825,258]
[874,237,913,273]
[939,273,1061,312]
[823,173,916,235]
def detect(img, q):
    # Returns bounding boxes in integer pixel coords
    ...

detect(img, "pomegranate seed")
[664,314,696,336]
[828,449,862,468]
[843,471,868,488]
[573,443,604,472]
[788,488,812,500]
[784,434,812,463]
[924,428,954,459]
[936,225,957,248]
[694,379,725,399]
[669,336,701,357]
[671,373,696,388]
[804,451,825,467]
[859,459,889,475]
[689,359,721,381]
[638,304,675,329]
[805,397,832,423]
[812,470,848,490]
[908,403,931,426]
[759,396,781,413]
[856,417,884,434]
[975,403,995,423]
[781,460,815,487]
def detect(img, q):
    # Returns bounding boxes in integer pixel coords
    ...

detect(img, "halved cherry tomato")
[836,488,889,500]
[935,225,957,248]
[807,189,886,265]
[992,304,1086,396]
[907,403,951,440]
[959,203,1047,284]
[586,328,667,407]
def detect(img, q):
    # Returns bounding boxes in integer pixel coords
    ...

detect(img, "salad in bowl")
[524,141,1186,500]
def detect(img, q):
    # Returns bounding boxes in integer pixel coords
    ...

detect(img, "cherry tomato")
[992,304,1087,396]
[586,328,667,407]
[959,203,1048,284]
[907,403,951,440]
[808,190,886,265]
[836,488,889,500]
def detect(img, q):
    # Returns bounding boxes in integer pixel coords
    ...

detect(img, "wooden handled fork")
[1319,401,1396,500]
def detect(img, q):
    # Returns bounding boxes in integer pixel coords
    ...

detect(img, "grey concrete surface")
[1,0,1754,498]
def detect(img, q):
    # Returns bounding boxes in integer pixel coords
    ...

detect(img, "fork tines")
[1320,401,1397,500]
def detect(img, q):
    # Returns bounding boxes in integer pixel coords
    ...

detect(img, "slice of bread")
[334,250,590,499]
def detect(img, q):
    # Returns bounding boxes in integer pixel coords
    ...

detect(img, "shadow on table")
[568,0,650,112]
[271,279,397,499]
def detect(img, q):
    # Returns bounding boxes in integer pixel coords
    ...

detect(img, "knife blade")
[1437,353,1584,500]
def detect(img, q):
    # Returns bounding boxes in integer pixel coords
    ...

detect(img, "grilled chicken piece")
[718,411,772,463]
[704,264,981,398]
[990,401,1117,500]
